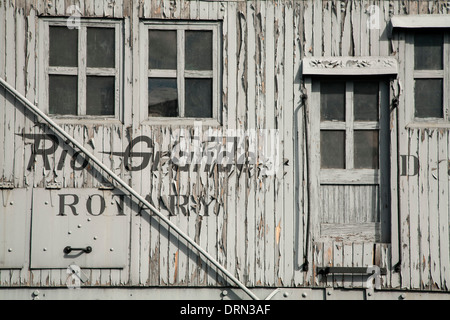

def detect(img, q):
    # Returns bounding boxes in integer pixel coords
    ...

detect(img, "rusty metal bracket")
[317,266,387,276]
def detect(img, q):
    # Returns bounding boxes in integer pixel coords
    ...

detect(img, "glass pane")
[185,79,213,118]
[354,130,379,169]
[354,81,379,121]
[185,31,213,71]
[87,27,115,68]
[320,81,345,122]
[415,79,443,118]
[149,30,177,70]
[49,75,78,115]
[414,32,443,70]
[86,76,115,116]
[148,78,178,117]
[49,26,78,67]
[321,130,345,169]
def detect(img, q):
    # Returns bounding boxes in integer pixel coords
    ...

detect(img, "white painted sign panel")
[30,188,130,269]
[0,189,29,269]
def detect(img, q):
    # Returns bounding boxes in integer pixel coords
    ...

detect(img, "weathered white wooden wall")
[0,0,449,292]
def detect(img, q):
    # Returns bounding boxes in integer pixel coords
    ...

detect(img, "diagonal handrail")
[0,76,260,301]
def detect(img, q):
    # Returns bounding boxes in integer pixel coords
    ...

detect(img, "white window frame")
[38,18,123,123]
[306,77,390,243]
[405,31,450,126]
[319,80,381,185]
[140,21,221,125]
[391,15,450,128]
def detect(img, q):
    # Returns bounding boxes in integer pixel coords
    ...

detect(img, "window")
[412,31,449,120]
[304,72,392,243]
[319,79,384,182]
[141,22,220,122]
[40,20,122,119]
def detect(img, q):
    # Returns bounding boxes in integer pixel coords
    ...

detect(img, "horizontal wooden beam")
[391,14,450,29]
[302,57,398,76]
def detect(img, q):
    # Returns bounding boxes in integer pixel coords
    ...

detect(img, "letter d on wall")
[400,155,419,177]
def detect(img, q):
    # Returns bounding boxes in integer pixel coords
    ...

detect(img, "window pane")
[321,130,345,169]
[185,78,213,118]
[87,27,115,68]
[415,79,443,118]
[148,78,178,117]
[49,26,78,67]
[49,75,78,115]
[414,32,443,70]
[86,76,115,116]
[185,31,213,71]
[149,30,177,70]
[354,130,379,169]
[320,82,345,122]
[354,81,379,121]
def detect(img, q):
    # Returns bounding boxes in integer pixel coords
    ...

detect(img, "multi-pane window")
[142,22,220,121]
[320,80,381,176]
[412,31,450,120]
[43,20,122,118]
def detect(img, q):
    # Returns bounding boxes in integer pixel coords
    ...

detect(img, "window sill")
[406,120,450,129]
[319,222,381,243]
[51,117,123,126]
[141,117,222,127]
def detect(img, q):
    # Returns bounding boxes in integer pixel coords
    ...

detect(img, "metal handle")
[64,246,92,254]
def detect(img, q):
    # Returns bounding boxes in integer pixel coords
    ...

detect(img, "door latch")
[63,246,93,254]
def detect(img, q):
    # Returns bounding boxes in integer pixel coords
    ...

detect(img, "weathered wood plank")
[369,0,380,56]
[428,130,440,290]
[439,130,450,290]
[302,0,312,58]
[160,128,171,286]
[351,0,361,55]
[14,6,26,191]
[165,128,179,286]
[322,241,333,287]
[294,0,307,287]
[283,0,295,287]
[148,128,162,286]
[235,0,247,284]
[94,0,104,16]
[274,0,284,286]
[360,0,370,56]
[0,0,6,188]
[390,77,401,289]
[313,0,322,56]
[322,0,332,56]
[330,0,341,56]
[139,126,151,285]
[244,0,256,288]
[332,241,343,287]
[343,242,353,288]
[341,0,352,56]
[3,0,16,185]
[418,129,430,289]
[264,0,275,287]
[409,129,421,289]
[85,0,95,16]
[352,242,364,288]
[254,0,265,286]
[205,128,218,286]
[397,30,411,289]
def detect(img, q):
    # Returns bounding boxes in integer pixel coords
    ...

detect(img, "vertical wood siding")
[0,0,449,291]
